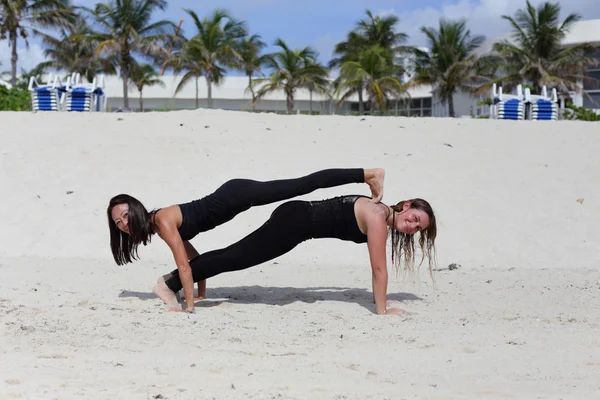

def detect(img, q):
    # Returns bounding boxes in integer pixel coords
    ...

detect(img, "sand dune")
[1,110,599,399]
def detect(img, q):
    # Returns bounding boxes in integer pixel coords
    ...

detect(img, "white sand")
[1,110,599,399]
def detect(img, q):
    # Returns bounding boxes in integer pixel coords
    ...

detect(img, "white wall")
[107,97,354,115]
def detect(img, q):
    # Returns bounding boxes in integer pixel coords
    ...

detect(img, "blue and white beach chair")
[28,75,66,111]
[525,86,558,121]
[491,84,525,120]
[63,74,107,112]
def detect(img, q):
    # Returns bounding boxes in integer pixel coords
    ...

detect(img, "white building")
[395,46,430,83]
[101,74,434,116]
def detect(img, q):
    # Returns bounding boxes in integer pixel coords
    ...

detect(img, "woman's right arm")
[365,218,389,315]
[364,211,406,316]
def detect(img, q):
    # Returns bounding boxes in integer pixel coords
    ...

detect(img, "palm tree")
[36,15,116,83]
[253,38,330,114]
[238,33,268,111]
[330,9,410,114]
[165,49,204,109]
[178,8,247,109]
[413,19,487,117]
[130,63,164,111]
[79,0,177,108]
[335,46,407,112]
[330,32,368,114]
[0,0,74,86]
[492,0,598,95]
[355,10,410,60]
[303,58,331,115]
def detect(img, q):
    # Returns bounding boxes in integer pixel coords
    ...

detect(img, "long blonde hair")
[389,198,437,282]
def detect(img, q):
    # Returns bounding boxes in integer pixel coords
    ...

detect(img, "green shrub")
[563,101,600,122]
[0,86,32,111]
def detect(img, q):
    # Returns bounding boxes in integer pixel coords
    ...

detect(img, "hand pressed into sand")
[385,307,408,316]
[385,300,410,316]
[153,276,207,312]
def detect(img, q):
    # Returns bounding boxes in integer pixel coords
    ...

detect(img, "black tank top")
[308,195,368,243]
[176,197,214,241]
[174,194,369,243]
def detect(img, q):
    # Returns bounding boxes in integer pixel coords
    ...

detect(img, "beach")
[1,109,599,399]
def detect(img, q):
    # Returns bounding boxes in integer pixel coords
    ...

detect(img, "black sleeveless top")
[171,194,369,243]
[307,195,368,244]
[176,198,214,241]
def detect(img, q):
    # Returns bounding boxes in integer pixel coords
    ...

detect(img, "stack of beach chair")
[28,73,108,112]
[491,84,525,120]
[63,74,107,112]
[28,75,67,111]
[490,84,558,121]
[525,87,558,121]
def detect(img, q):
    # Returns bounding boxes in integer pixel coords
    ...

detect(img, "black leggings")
[164,168,365,292]
[202,168,364,229]
[164,201,313,292]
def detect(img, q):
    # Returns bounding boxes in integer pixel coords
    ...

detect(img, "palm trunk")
[139,89,144,112]
[10,31,18,87]
[121,62,129,108]
[195,76,199,109]
[206,76,213,109]
[122,72,129,108]
[358,82,364,115]
[448,94,455,118]
[248,73,256,111]
[309,89,313,115]
[121,55,130,109]
[286,91,294,114]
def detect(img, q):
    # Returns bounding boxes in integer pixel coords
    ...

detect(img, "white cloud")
[0,42,48,76]
[386,0,600,47]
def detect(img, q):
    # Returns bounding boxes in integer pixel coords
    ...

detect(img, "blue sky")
[2,0,600,74]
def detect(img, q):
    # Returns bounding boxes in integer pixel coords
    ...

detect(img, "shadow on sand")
[119,285,423,313]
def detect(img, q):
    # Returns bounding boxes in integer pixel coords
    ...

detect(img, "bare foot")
[152,276,182,310]
[365,168,385,203]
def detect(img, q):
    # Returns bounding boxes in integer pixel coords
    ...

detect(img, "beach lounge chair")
[524,86,558,121]
[491,84,525,120]
[28,75,66,112]
[63,74,107,112]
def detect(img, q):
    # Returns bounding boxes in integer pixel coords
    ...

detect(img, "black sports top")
[172,194,369,243]
[176,197,216,241]
[307,195,368,244]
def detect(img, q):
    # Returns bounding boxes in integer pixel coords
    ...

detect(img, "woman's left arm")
[183,241,206,299]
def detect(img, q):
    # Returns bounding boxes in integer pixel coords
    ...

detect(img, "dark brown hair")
[389,198,437,280]
[107,194,155,265]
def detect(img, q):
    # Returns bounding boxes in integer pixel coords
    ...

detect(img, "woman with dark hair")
[107,168,385,313]
[154,195,437,316]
